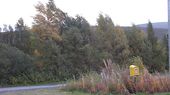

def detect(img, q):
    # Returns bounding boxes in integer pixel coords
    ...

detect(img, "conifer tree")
[146,21,167,72]
[112,26,130,65]
[96,14,130,65]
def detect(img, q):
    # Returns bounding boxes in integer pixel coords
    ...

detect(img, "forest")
[0,0,168,86]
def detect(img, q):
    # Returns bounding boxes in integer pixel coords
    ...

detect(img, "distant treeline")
[0,0,168,86]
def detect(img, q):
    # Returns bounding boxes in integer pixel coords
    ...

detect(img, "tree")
[1,25,11,44]
[147,21,157,46]
[32,0,66,41]
[15,18,25,32]
[146,21,167,72]
[8,25,14,32]
[61,27,86,77]
[127,25,153,68]
[14,18,29,44]
[162,35,168,70]
[151,41,167,72]
[112,26,130,65]
[0,43,34,85]
[97,14,114,33]
[96,14,130,65]
[62,15,92,45]
[95,14,114,59]
[60,15,101,75]
[127,25,148,57]
[3,24,8,32]
[7,25,14,44]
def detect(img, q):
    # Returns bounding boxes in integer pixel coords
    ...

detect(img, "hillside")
[139,27,167,39]
[137,22,168,29]
[135,22,168,39]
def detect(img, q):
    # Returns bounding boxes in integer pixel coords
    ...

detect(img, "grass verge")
[0,89,93,95]
[64,59,170,95]
[1,88,170,95]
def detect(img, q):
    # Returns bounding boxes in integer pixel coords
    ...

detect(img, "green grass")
[1,89,170,95]
[0,89,92,95]
[134,92,170,95]
[1,81,66,88]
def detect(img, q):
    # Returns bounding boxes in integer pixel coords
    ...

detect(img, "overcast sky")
[0,0,167,27]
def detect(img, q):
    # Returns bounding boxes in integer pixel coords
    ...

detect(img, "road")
[0,84,65,93]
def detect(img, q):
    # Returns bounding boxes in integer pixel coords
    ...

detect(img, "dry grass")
[65,59,170,95]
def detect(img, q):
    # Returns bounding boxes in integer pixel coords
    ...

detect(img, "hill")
[137,22,168,29]
[136,22,168,39]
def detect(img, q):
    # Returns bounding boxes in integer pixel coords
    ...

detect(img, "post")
[168,0,170,71]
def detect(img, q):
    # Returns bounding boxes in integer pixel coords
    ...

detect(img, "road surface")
[0,84,65,93]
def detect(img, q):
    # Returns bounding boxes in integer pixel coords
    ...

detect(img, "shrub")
[129,56,145,74]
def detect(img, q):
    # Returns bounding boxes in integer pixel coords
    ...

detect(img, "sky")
[0,0,168,27]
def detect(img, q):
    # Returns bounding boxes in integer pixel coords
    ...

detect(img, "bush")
[129,56,145,74]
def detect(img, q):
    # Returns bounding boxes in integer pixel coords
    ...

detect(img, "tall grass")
[65,59,170,95]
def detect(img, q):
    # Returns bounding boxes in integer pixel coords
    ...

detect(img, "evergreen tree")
[96,14,130,65]
[146,21,167,72]
[62,27,86,77]
[112,26,130,65]
[127,25,146,57]
[15,18,25,32]
[162,35,168,70]
[147,21,157,46]
[96,14,114,51]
